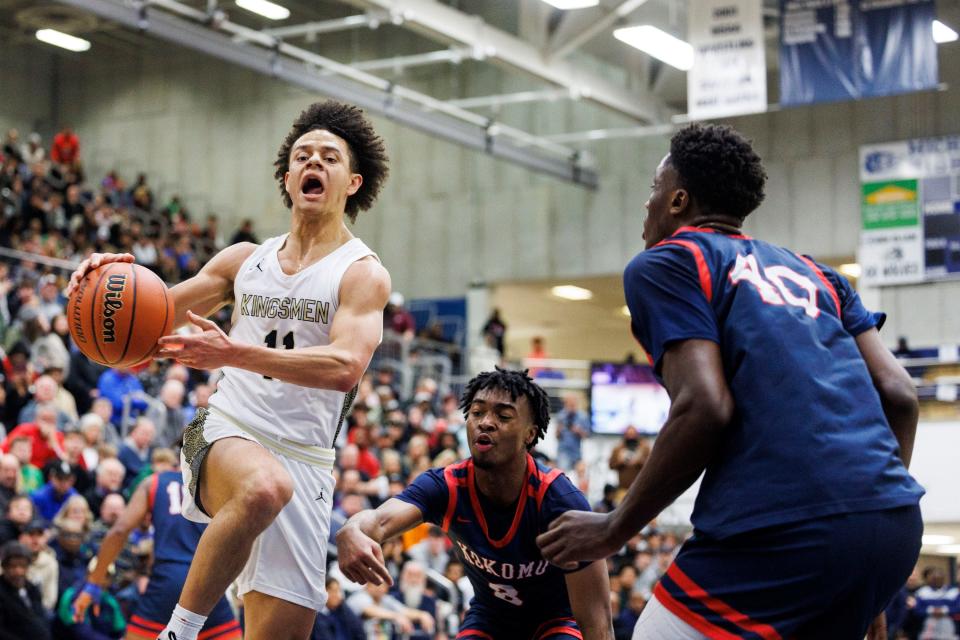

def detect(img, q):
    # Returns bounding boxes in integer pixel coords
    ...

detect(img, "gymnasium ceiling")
[1,0,959,185]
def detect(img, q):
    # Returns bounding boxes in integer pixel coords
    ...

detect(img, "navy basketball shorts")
[127,562,240,640]
[457,604,583,639]
[647,505,922,640]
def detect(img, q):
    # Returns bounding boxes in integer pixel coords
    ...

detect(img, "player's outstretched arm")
[565,561,614,640]
[538,339,733,565]
[336,497,423,586]
[71,476,151,621]
[168,242,258,329]
[855,328,919,468]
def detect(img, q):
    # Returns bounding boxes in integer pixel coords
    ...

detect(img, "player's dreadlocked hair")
[459,367,551,450]
[274,100,389,222]
[668,123,767,221]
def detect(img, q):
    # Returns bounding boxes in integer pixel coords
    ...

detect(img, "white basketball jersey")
[208,233,378,448]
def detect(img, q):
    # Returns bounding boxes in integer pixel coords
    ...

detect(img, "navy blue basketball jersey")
[147,471,204,564]
[396,455,590,623]
[623,226,923,538]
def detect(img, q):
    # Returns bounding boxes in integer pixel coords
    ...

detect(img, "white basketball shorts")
[632,593,709,640]
[180,406,336,611]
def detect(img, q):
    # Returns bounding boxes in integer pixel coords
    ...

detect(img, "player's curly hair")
[459,367,551,450]
[668,123,766,220]
[273,101,389,222]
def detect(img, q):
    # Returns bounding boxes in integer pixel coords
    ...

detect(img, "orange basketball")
[67,263,175,368]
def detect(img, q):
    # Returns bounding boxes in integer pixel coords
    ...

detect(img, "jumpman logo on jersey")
[315,490,327,503]
[249,259,264,273]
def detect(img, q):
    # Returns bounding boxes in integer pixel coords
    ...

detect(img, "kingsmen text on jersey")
[208,234,378,448]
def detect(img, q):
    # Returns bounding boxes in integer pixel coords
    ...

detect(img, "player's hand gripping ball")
[67,262,175,368]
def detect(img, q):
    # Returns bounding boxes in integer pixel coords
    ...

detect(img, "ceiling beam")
[447,88,572,110]
[335,0,668,123]
[546,0,650,60]
[234,13,381,43]
[55,0,599,188]
[348,47,471,73]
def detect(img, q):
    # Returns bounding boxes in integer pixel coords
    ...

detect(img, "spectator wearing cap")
[31,461,78,521]
[0,541,52,640]
[50,430,93,495]
[2,403,66,468]
[18,376,73,431]
[17,518,59,612]
[385,292,415,340]
[22,132,45,165]
[117,417,155,489]
[0,453,18,514]
[6,437,43,494]
[0,495,34,545]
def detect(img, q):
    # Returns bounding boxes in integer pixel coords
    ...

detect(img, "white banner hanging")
[687,0,768,120]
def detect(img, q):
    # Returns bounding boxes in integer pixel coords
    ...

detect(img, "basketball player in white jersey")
[65,101,391,640]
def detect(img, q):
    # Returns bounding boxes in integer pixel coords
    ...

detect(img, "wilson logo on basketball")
[101,273,127,343]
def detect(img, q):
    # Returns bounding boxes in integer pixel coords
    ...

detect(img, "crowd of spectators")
[0,125,952,640]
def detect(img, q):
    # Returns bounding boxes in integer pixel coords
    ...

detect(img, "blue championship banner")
[780,0,937,106]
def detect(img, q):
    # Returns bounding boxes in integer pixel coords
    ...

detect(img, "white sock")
[157,604,207,640]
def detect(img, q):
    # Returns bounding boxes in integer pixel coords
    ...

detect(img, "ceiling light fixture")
[937,544,960,555]
[540,0,600,9]
[922,534,956,545]
[933,20,958,44]
[613,25,694,71]
[35,29,91,52]
[551,285,594,301]
[236,0,290,21]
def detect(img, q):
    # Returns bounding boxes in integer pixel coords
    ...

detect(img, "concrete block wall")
[0,44,56,141]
